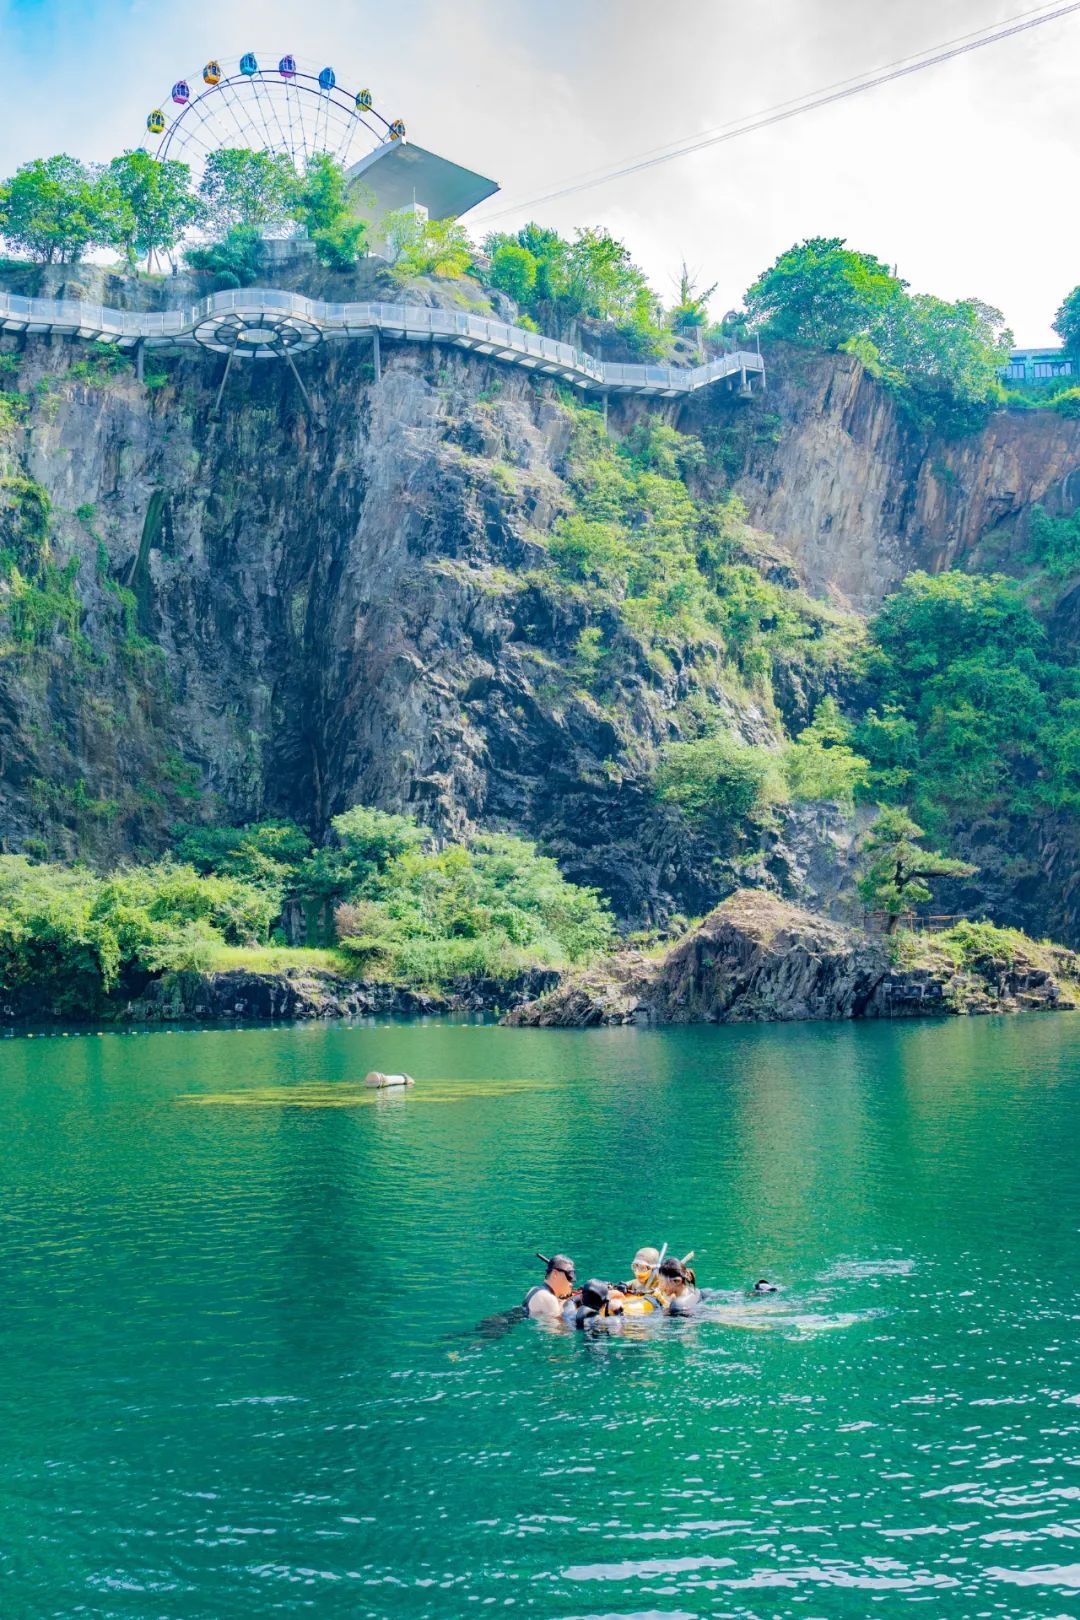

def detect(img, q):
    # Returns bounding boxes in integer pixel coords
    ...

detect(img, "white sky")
[1,0,1076,342]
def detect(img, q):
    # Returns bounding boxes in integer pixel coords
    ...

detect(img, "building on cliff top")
[345,142,499,246]
[1001,344,1073,383]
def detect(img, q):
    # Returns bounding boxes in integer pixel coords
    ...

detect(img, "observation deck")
[0,288,764,399]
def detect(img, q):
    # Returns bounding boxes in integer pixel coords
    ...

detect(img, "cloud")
[0,0,1075,338]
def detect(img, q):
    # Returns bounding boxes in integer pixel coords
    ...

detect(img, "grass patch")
[206,944,353,976]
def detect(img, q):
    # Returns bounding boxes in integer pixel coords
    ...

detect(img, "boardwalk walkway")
[0,287,764,399]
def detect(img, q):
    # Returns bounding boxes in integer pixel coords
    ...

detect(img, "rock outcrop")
[507,891,1078,1027]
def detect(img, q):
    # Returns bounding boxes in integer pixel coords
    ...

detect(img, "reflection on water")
[0,1014,1078,1616]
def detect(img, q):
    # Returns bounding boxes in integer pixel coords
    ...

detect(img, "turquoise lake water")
[0,1014,1078,1617]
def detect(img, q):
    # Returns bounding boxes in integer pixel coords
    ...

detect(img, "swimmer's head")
[539,1253,576,1297]
[657,1257,689,1296]
[753,1278,780,1294]
[631,1246,660,1283]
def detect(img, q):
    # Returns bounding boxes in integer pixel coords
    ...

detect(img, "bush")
[384,209,474,280]
[936,918,1025,970]
[1029,504,1080,576]
[856,569,1080,826]
[0,854,275,1015]
[183,225,262,288]
[173,820,312,892]
[654,733,784,834]
[334,827,613,986]
[300,805,429,904]
[783,697,869,805]
[1051,387,1080,418]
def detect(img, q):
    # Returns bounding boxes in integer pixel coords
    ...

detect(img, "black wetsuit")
[523,1283,573,1319]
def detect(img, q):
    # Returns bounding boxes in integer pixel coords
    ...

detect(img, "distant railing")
[0,288,765,398]
[865,912,971,935]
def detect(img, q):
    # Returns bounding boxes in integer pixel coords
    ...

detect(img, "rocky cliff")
[0,327,750,920]
[507,891,1078,1026]
[2,271,1078,935]
[688,345,1080,613]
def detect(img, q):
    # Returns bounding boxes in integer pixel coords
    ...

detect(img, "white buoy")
[363,1070,415,1089]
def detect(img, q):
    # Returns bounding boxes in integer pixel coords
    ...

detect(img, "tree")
[0,155,108,264]
[654,733,784,835]
[857,807,976,931]
[885,294,1011,430]
[487,242,537,305]
[290,153,366,269]
[670,261,718,328]
[1053,284,1080,356]
[173,820,312,890]
[563,227,656,325]
[743,236,903,349]
[183,225,263,288]
[197,149,296,237]
[299,804,430,905]
[383,209,474,280]
[335,830,613,981]
[105,151,200,271]
[869,571,1044,707]
[784,697,869,805]
[481,222,662,349]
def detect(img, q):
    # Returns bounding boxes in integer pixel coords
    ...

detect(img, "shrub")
[173,820,312,893]
[384,209,474,280]
[0,854,274,1014]
[783,698,869,805]
[183,225,262,288]
[334,826,613,985]
[1029,504,1080,576]
[936,918,1025,970]
[654,733,784,833]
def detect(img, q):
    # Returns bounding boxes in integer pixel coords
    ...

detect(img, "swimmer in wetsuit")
[573,1279,623,1331]
[523,1253,576,1321]
[621,1246,662,1294]
[656,1256,702,1315]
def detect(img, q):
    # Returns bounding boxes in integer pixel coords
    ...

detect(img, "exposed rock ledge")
[505,891,1078,1028]
[122,967,558,1024]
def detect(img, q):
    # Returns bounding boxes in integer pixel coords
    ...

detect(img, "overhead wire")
[476,0,1080,222]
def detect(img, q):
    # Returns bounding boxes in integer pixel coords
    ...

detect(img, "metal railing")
[0,288,765,397]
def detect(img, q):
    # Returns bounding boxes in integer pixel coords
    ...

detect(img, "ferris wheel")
[144,52,406,177]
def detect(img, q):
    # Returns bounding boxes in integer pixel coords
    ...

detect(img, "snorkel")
[647,1246,696,1290]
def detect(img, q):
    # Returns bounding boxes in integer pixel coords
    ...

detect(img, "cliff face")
[2,302,1078,935]
[684,347,1080,612]
[0,326,770,920]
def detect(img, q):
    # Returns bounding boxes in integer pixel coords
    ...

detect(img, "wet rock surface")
[122,967,558,1024]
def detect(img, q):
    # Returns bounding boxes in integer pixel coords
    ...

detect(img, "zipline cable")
[478,0,1069,207]
[476,0,1080,221]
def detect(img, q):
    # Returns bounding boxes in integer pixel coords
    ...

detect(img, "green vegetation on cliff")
[541,404,856,690]
[741,236,1012,431]
[858,570,1080,824]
